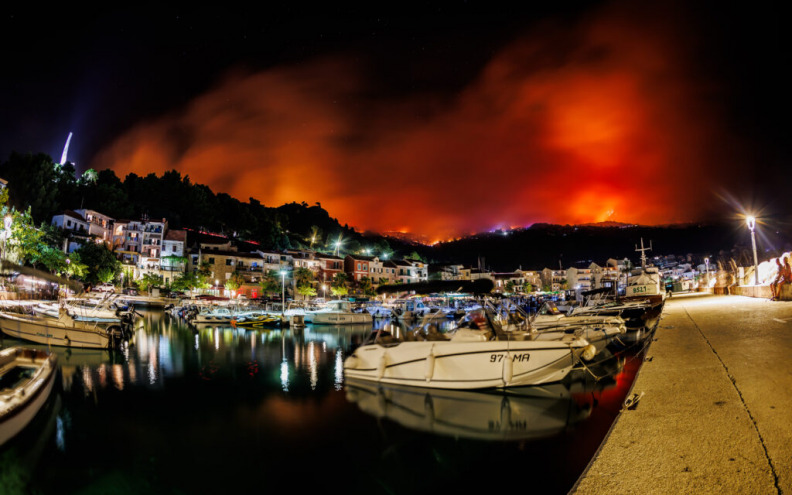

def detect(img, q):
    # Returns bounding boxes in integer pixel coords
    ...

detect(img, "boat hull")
[344,339,586,390]
[0,312,113,349]
[0,348,58,446]
[311,312,372,325]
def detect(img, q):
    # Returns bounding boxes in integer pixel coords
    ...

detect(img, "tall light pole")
[704,257,710,286]
[280,270,287,324]
[747,215,759,286]
[1,214,12,261]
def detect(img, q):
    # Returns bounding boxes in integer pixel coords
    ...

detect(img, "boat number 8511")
[490,353,530,362]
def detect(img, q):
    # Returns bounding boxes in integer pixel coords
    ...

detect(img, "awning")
[376,279,494,295]
[0,259,84,293]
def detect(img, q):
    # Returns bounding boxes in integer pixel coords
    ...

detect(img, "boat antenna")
[635,238,652,269]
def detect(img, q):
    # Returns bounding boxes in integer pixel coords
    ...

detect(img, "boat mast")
[635,238,652,269]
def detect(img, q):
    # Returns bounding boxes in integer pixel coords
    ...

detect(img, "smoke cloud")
[92,2,740,242]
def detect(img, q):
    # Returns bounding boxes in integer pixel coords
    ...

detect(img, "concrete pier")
[572,293,790,494]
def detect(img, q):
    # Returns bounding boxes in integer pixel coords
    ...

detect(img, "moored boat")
[0,347,58,446]
[230,312,282,328]
[310,300,373,325]
[344,302,593,390]
[0,309,127,349]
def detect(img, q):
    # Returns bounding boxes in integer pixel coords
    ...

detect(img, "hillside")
[3,151,790,271]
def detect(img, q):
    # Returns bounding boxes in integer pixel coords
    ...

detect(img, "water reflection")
[345,349,626,441]
[0,391,62,492]
[0,308,655,495]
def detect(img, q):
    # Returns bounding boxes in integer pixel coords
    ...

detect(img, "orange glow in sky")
[91,4,740,241]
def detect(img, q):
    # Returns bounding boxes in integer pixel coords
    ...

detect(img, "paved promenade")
[572,293,790,495]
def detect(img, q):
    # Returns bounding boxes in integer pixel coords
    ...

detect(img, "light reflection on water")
[0,309,652,495]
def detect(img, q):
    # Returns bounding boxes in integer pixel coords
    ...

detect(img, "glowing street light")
[321,283,327,299]
[334,239,342,256]
[746,215,759,286]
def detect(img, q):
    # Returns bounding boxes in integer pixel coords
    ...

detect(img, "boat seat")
[424,324,449,341]
[450,328,491,342]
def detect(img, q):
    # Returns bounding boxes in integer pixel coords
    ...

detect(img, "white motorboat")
[568,294,660,330]
[365,303,392,319]
[0,309,127,349]
[343,303,593,390]
[310,300,373,325]
[0,347,58,446]
[529,301,627,352]
[189,306,236,325]
[417,306,447,320]
[32,301,135,325]
[389,299,431,321]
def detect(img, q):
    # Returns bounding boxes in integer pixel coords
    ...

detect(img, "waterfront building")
[160,229,188,285]
[74,209,114,246]
[381,260,399,284]
[541,268,567,291]
[566,267,593,292]
[189,247,272,290]
[344,254,373,282]
[252,249,293,274]
[470,268,494,282]
[430,263,471,281]
[515,269,542,291]
[313,253,345,286]
[367,256,385,285]
[492,272,519,292]
[288,249,322,274]
[51,210,90,252]
[391,259,420,284]
[111,217,168,279]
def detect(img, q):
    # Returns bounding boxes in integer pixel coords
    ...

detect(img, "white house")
[74,209,114,246]
[51,210,90,252]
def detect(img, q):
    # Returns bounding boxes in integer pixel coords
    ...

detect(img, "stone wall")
[729,285,774,299]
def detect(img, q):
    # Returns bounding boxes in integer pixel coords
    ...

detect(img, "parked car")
[122,287,139,296]
[94,283,116,293]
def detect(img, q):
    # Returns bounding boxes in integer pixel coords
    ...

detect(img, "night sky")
[1,2,789,241]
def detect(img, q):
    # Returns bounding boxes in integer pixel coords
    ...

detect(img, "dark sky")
[1,2,790,240]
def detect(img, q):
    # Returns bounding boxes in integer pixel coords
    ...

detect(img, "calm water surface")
[0,309,654,495]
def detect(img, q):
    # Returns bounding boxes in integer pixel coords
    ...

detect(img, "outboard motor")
[106,325,127,349]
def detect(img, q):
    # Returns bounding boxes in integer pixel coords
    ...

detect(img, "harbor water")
[0,309,655,494]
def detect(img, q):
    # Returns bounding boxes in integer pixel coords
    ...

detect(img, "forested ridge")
[2,151,787,272]
[0,151,417,257]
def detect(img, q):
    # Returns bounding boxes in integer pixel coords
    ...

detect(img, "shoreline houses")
[49,209,706,298]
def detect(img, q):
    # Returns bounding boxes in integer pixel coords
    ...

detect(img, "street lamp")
[321,283,326,299]
[1,214,12,261]
[704,257,710,286]
[746,215,759,286]
[280,270,287,323]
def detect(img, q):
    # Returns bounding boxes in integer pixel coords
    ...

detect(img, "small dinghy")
[0,347,58,446]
